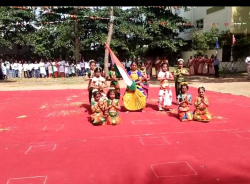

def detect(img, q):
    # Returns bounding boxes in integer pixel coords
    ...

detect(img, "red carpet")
[1,87,250,184]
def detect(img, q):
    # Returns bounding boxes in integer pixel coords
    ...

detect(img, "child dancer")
[107,65,120,99]
[86,60,96,104]
[157,62,174,111]
[105,88,122,125]
[174,59,189,103]
[91,91,106,125]
[177,82,193,121]
[90,67,108,102]
[139,62,150,99]
[193,86,212,122]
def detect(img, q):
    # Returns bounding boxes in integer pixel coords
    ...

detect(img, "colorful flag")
[232,34,236,46]
[215,37,219,49]
[104,43,133,88]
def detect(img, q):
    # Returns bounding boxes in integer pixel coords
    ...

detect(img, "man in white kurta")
[245,56,250,79]
[18,61,23,78]
[23,61,29,78]
[59,60,65,77]
[39,60,46,78]
[64,61,69,77]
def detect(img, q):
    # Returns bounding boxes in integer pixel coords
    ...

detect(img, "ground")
[1,72,250,97]
[0,74,250,184]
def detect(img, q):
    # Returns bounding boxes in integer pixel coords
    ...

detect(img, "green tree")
[0,6,36,49]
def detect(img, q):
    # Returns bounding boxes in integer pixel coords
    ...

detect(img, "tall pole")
[104,7,114,75]
[74,8,80,63]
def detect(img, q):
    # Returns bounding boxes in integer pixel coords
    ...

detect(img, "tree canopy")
[0,6,193,60]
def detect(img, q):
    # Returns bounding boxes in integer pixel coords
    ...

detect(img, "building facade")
[178,6,250,40]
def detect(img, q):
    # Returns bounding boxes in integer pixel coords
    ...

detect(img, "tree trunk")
[74,9,80,63]
[104,6,114,74]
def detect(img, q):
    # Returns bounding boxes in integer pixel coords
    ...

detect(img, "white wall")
[204,7,231,32]
[178,8,193,40]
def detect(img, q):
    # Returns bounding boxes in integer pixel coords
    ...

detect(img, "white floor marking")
[131,119,150,125]
[25,144,57,154]
[237,104,250,108]
[151,161,198,178]
[7,176,47,184]
[233,130,250,139]
[139,136,170,146]
[132,119,163,125]
[42,125,64,131]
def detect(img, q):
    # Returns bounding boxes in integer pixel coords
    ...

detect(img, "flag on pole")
[104,43,135,89]
[215,37,219,49]
[232,34,236,46]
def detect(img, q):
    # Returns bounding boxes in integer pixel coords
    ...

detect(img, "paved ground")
[1,73,250,97]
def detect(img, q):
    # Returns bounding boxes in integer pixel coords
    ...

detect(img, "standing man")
[213,55,220,78]
[80,59,85,76]
[245,56,250,80]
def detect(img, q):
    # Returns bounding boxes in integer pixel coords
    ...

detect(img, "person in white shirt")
[48,60,53,78]
[11,61,14,78]
[23,61,29,78]
[33,61,39,78]
[44,61,49,78]
[2,63,7,79]
[13,61,18,78]
[5,60,10,78]
[70,62,76,77]
[52,60,58,78]
[76,61,81,76]
[39,59,46,78]
[245,56,250,80]
[28,61,34,78]
[64,61,70,77]
[59,59,65,77]
[18,61,23,78]
[84,60,90,74]
[126,60,131,72]
[80,60,85,76]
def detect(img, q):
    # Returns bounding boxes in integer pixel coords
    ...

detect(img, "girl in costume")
[91,91,106,125]
[86,60,96,104]
[123,61,147,112]
[90,67,108,102]
[157,62,174,111]
[139,62,150,98]
[177,82,193,121]
[173,59,189,103]
[105,88,122,125]
[193,86,212,122]
[107,64,120,99]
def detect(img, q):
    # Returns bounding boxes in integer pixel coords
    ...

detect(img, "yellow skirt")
[123,88,146,111]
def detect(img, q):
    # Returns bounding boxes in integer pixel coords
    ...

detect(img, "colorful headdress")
[180,82,188,85]
[178,59,184,63]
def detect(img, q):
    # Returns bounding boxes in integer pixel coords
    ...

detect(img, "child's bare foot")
[159,107,164,111]
[181,119,187,122]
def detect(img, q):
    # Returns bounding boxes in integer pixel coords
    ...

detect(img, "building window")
[196,19,204,29]
[175,8,181,15]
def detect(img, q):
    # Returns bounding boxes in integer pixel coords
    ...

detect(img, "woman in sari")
[177,82,193,121]
[187,56,195,75]
[202,55,209,75]
[193,86,212,122]
[123,61,147,112]
[208,55,215,75]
